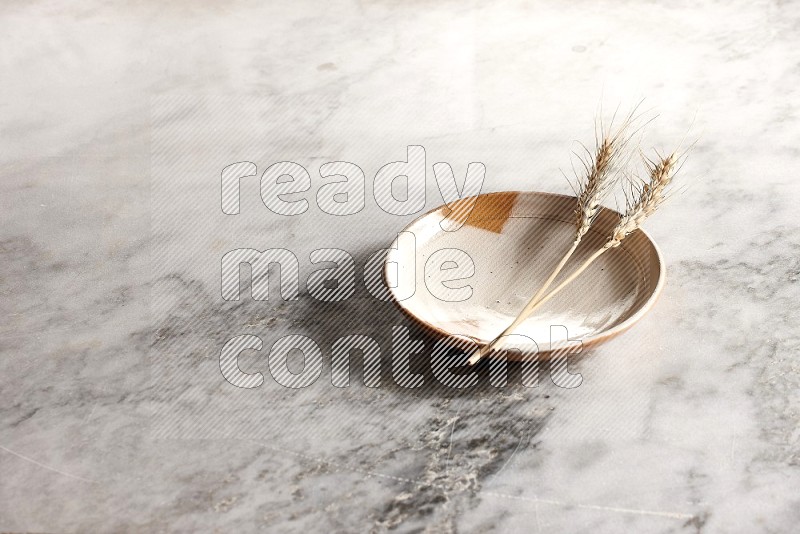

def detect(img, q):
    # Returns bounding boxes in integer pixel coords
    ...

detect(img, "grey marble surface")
[2,0,800,532]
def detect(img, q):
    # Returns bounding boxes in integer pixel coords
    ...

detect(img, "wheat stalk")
[467,150,680,365]
[466,113,635,365]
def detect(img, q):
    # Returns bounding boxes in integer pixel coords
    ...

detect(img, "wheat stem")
[505,246,607,341]
[466,230,582,366]
[526,241,580,312]
[466,246,606,365]
[467,150,680,366]
[467,123,625,365]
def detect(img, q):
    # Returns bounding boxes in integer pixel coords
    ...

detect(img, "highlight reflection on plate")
[384,191,665,359]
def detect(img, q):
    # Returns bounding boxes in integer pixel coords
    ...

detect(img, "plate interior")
[386,192,663,351]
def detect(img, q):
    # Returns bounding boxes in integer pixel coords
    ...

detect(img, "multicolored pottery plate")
[384,191,665,358]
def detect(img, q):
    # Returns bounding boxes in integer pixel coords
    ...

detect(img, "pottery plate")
[384,191,665,357]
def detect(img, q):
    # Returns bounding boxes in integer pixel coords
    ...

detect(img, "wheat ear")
[534,131,622,304]
[467,151,679,365]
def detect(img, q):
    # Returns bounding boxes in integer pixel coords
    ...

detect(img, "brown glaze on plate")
[384,191,665,359]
